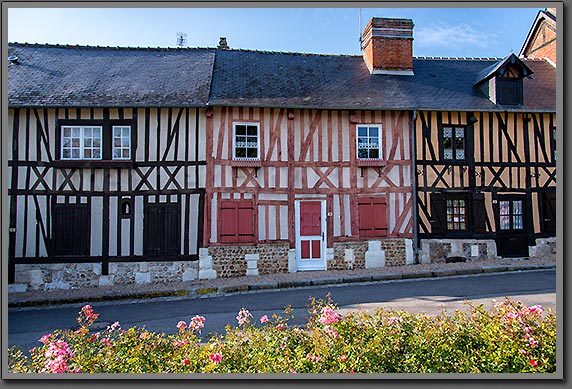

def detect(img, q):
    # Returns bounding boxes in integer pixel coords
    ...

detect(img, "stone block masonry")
[11,261,199,292]
[330,239,409,271]
[209,242,290,278]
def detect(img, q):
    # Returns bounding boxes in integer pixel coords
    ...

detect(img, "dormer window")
[473,53,532,107]
[496,66,524,105]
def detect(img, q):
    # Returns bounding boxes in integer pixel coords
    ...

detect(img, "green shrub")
[8,296,556,374]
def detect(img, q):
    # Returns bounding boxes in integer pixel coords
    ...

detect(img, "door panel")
[296,200,326,270]
[496,195,528,257]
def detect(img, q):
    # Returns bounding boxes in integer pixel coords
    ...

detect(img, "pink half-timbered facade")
[202,39,417,277]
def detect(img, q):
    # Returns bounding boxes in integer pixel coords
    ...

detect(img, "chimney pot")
[217,37,230,50]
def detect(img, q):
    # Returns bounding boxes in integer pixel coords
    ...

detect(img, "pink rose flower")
[209,352,222,363]
[260,315,270,324]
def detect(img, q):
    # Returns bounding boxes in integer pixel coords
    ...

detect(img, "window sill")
[356,159,386,167]
[231,159,262,168]
[52,160,135,168]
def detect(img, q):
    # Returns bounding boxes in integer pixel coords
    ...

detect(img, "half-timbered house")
[201,18,417,277]
[411,53,556,262]
[7,13,557,290]
[7,44,213,291]
[520,8,557,65]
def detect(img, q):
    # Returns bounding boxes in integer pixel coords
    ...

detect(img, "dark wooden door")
[144,203,180,255]
[53,204,89,256]
[496,195,528,257]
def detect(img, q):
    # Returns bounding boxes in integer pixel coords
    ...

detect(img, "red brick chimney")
[362,17,414,75]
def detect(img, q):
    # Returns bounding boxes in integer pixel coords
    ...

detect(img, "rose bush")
[8,296,556,374]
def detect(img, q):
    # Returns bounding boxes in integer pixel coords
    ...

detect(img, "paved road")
[8,269,556,353]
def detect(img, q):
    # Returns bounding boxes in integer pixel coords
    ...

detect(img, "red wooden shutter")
[358,197,387,237]
[219,200,255,243]
[238,200,255,243]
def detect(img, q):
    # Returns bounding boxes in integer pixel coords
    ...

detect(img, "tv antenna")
[358,8,363,51]
[176,32,187,48]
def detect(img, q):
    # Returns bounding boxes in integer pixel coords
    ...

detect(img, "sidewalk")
[7,257,556,308]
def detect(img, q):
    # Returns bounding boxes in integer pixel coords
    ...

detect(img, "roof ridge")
[8,42,215,52]
[414,56,503,61]
[8,42,360,57]
[216,47,359,58]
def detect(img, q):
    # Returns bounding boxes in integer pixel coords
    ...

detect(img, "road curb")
[8,263,555,308]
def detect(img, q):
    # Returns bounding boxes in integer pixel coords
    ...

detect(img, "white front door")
[295,200,326,271]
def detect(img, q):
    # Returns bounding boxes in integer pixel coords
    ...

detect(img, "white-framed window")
[233,123,260,160]
[113,126,131,160]
[356,125,382,159]
[61,126,102,160]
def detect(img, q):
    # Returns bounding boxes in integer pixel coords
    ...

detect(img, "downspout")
[410,110,420,264]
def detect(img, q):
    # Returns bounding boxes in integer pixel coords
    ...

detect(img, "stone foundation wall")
[529,237,557,259]
[209,242,289,278]
[421,237,557,263]
[330,242,368,270]
[10,260,199,293]
[420,239,498,264]
[329,239,409,270]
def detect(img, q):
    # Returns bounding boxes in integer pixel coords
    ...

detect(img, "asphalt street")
[7,269,556,354]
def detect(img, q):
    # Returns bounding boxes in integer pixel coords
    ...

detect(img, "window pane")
[93,149,101,159]
[247,126,257,136]
[358,149,368,159]
[115,138,122,147]
[499,201,510,215]
[72,149,80,159]
[500,215,510,230]
[122,149,130,158]
[456,149,465,159]
[246,148,257,158]
[235,125,246,135]
[358,127,367,137]
[369,127,378,137]
[443,127,452,138]
[513,215,523,230]
[114,149,122,159]
[235,148,246,158]
[369,149,379,159]
[113,127,121,137]
[513,201,522,215]
[84,150,92,158]
[443,149,453,159]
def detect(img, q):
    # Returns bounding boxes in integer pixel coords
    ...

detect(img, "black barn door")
[53,203,90,256]
[144,203,180,256]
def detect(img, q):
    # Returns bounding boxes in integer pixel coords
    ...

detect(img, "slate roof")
[210,49,556,112]
[7,43,556,112]
[7,43,216,107]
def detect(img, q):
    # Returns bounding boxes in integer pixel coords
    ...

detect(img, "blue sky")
[7,6,545,58]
